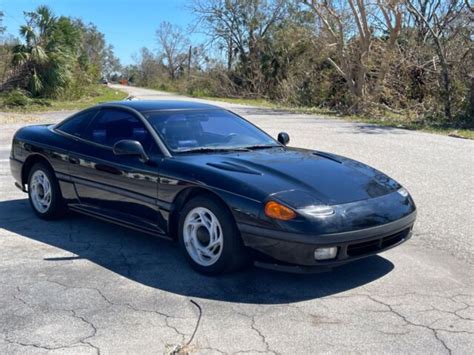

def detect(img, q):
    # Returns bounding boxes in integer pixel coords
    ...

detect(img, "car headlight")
[299,205,335,218]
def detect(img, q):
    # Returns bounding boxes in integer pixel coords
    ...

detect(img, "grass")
[0,85,128,113]
[190,94,474,139]
[337,114,474,139]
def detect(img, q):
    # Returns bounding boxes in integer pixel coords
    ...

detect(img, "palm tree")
[11,6,71,97]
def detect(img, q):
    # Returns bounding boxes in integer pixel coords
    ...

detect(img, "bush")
[31,98,52,107]
[185,77,213,97]
[185,72,235,98]
[2,90,31,107]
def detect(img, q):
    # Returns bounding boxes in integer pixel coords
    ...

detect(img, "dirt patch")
[0,110,74,125]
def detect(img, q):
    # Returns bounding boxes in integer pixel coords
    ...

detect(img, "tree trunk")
[469,74,474,124]
[187,45,192,78]
[434,38,453,120]
[227,36,233,71]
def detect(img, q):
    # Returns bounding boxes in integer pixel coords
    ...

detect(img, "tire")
[178,195,248,275]
[27,162,66,220]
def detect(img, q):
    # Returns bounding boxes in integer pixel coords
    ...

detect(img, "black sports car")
[9,100,416,274]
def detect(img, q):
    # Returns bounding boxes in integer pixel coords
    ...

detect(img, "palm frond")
[19,25,36,45]
[30,46,49,64]
[11,44,30,66]
[29,69,44,95]
[11,52,29,66]
[36,5,56,38]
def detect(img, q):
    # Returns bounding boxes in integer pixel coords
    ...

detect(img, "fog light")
[314,247,337,260]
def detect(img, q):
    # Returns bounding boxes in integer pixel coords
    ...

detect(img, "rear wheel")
[28,163,66,219]
[178,195,248,275]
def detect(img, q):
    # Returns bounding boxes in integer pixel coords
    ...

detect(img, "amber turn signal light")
[264,201,296,221]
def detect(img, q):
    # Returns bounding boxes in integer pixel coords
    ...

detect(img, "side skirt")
[68,204,173,241]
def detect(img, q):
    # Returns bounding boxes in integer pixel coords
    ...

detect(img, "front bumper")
[10,157,25,191]
[238,211,416,270]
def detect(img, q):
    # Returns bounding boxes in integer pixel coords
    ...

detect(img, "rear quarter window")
[56,109,99,137]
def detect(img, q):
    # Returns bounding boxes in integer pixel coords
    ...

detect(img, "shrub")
[185,73,232,98]
[31,98,52,107]
[2,89,31,107]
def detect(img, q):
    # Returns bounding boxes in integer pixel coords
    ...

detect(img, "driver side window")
[84,108,155,154]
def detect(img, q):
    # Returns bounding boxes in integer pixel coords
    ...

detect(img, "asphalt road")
[0,85,472,354]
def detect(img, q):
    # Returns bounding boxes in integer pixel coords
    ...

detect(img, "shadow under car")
[0,198,395,304]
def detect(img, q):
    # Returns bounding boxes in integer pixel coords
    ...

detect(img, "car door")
[52,107,100,204]
[67,107,165,234]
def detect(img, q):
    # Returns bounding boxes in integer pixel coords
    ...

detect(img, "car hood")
[178,147,401,206]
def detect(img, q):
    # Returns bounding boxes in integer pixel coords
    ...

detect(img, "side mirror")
[277,132,290,146]
[113,140,149,162]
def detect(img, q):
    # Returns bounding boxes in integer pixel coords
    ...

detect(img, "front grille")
[346,228,410,257]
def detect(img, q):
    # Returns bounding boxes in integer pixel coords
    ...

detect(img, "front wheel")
[178,195,248,275]
[28,163,66,219]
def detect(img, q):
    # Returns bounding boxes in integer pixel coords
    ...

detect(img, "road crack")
[233,310,280,355]
[367,295,454,354]
[8,285,101,353]
[69,310,101,355]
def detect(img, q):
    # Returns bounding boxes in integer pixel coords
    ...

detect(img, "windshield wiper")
[243,144,281,150]
[176,144,280,153]
[176,147,250,153]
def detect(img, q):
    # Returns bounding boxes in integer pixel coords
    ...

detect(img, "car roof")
[100,100,221,112]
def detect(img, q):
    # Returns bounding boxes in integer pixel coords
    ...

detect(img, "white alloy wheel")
[30,169,52,213]
[182,207,224,266]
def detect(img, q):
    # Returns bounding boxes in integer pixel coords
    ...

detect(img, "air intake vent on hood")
[207,161,262,175]
[313,151,342,163]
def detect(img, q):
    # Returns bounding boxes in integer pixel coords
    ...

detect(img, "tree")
[10,5,71,96]
[191,0,289,93]
[156,21,190,80]
[406,0,467,120]
[102,44,121,79]
[4,5,120,97]
[0,11,6,35]
[0,11,15,83]
[75,20,107,79]
[303,0,403,110]
[132,47,164,86]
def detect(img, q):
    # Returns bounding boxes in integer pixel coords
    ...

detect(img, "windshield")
[144,109,278,153]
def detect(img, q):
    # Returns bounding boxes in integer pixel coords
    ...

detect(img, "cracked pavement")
[0,85,473,354]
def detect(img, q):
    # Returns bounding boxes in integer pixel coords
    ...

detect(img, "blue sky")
[1,0,201,65]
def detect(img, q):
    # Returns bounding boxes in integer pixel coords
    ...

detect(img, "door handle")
[95,163,122,175]
[68,156,79,164]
